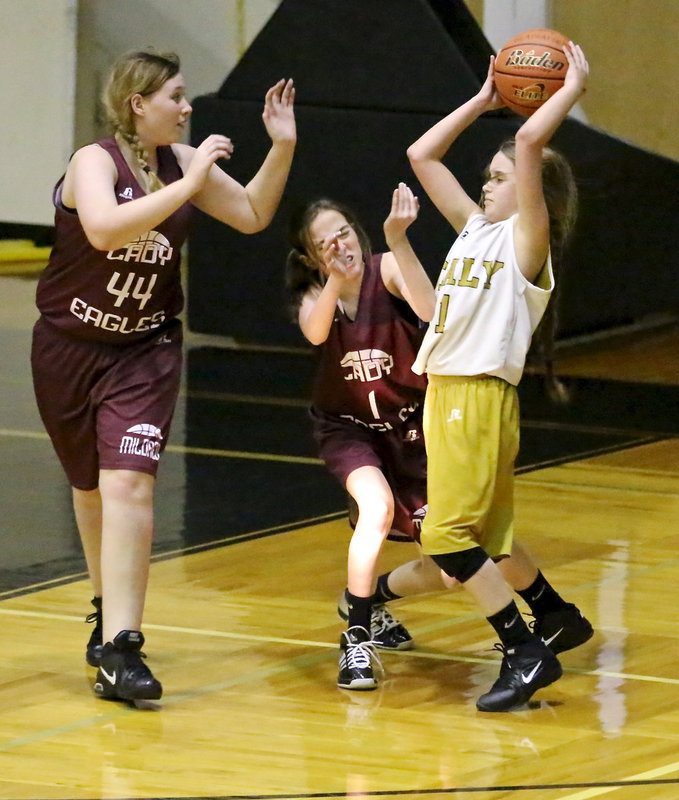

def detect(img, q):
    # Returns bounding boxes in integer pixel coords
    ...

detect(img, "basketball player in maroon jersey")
[31,50,296,702]
[286,185,591,691]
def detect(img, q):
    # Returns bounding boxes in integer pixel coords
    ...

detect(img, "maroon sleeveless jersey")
[311,254,427,430]
[36,137,192,344]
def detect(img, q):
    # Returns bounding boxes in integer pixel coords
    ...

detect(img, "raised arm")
[381,183,436,322]
[187,79,296,233]
[68,134,233,251]
[407,57,504,233]
[298,234,361,345]
[513,43,589,280]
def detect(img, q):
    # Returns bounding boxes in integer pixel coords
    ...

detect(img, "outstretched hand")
[262,78,297,144]
[383,183,419,244]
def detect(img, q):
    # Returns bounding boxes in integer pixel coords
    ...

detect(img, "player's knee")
[429,547,489,583]
[355,494,394,534]
[100,469,154,504]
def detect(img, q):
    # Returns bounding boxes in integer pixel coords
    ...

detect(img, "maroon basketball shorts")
[311,406,427,542]
[31,317,183,491]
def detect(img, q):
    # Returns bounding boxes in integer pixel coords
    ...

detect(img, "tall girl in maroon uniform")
[32,50,296,702]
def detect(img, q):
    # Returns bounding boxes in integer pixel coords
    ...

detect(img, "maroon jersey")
[311,253,427,430]
[36,137,192,344]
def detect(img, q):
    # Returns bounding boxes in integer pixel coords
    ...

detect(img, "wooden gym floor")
[0,274,678,800]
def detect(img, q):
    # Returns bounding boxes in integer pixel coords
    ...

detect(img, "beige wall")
[466,0,678,160]
[0,0,77,225]
[76,0,279,148]
[553,0,678,160]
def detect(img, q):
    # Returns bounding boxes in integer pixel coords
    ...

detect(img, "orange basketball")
[494,28,570,117]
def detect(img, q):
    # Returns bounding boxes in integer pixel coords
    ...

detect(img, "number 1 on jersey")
[368,390,380,420]
[434,294,450,334]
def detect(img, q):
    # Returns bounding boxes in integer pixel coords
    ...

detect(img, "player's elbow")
[514,127,545,151]
[407,144,425,165]
[417,303,435,323]
[231,211,270,235]
[305,331,328,346]
[84,227,121,252]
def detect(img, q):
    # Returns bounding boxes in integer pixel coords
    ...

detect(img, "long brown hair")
[102,50,181,192]
[486,139,578,401]
[285,199,372,318]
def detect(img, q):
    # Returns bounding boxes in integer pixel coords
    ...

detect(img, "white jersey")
[412,213,554,386]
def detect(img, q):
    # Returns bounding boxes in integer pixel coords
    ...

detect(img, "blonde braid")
[121,130,165,193]
[103,50,179,194]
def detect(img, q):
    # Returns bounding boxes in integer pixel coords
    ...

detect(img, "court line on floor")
[0,510,347,600]
[0,647,331,754]
[0,428,322,465]
[0,606,676,687]
[516,474,679,497]
[555,761,679,799]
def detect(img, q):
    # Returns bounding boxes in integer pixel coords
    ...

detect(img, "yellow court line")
[0,647,330,754]
[5,427,674,475]
[558,761,679,799]
[0,428,322,465]
[1,607,678,687]
[164,443,321,464]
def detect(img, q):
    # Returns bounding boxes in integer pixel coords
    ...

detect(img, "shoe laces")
[344,628,384,675]
[371,604,402,633]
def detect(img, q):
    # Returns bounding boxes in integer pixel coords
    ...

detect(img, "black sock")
[372,573,402,605]
[346,591,372,632]
[517,571,565,618]
[487,601,534,649]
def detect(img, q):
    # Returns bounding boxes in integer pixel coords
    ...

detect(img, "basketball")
[494,28,570,117]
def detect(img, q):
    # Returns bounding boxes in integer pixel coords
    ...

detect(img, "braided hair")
[102,50,181,193]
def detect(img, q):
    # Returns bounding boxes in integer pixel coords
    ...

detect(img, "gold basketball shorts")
[420,374,519,559]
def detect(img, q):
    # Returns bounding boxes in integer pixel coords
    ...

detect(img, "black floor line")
[29,775,679,800]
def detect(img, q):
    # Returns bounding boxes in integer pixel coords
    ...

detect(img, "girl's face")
[307,209,363,274]
[133,73,192,145]
[481,151,518,222]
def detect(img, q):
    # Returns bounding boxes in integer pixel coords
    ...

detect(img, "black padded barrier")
[188,0,679,347]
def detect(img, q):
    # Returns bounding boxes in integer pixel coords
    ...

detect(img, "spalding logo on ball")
[494,28,570,117]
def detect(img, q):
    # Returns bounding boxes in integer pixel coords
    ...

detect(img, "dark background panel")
[189,0,679,347]
[188,100,519,345]
[218,0,489,112]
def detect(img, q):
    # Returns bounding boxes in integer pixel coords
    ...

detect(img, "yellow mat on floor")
[0,240,51,275]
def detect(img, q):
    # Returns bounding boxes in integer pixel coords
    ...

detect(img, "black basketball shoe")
[337,626,381,691]
[93,630,162,702]
[85,596,103,667]
[476,641,563,712]
[338,590,414,650]
[531,603,594,654]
